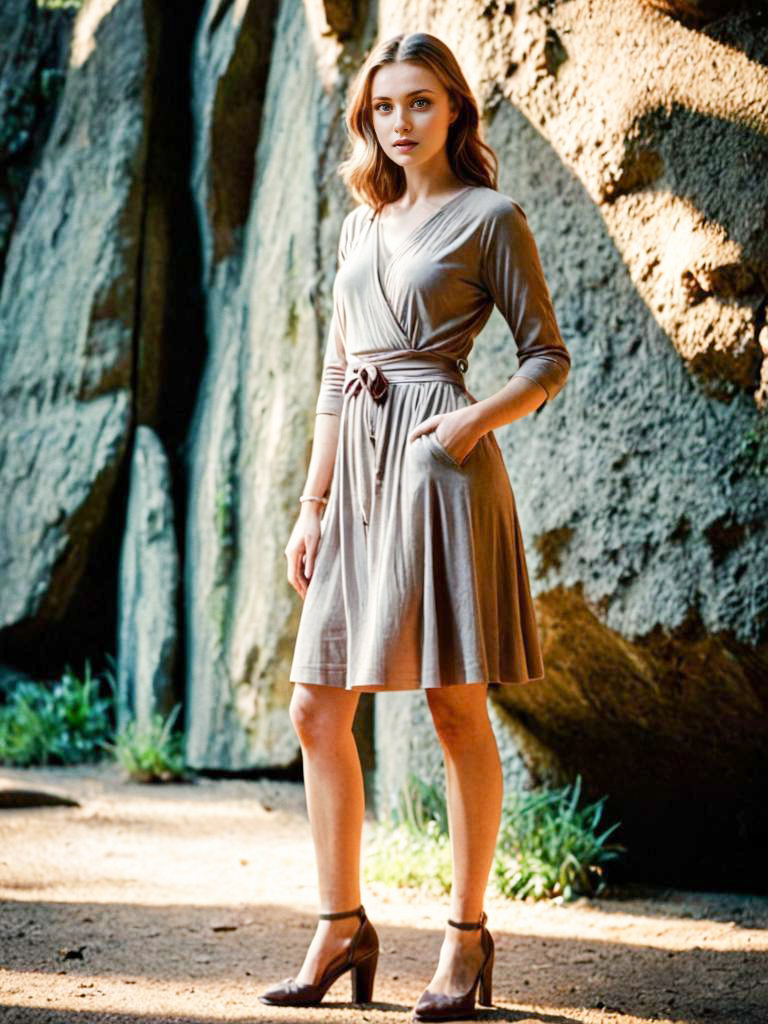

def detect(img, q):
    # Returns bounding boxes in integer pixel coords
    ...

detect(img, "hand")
[409,408,482,466]
[284,503,323,599]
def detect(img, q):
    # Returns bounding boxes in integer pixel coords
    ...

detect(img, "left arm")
[465,373,550,433]
[410,376,549,464]
[411,199,570,460]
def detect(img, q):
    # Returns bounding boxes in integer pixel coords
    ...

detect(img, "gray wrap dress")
[289,185,571,692]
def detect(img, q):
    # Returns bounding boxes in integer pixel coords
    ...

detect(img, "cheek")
[422,110,450,144]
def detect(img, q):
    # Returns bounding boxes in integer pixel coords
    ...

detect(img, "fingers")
[285,528,321,600]
[304,539,317,581]
[408,414,440,444]
[285,546,306,599]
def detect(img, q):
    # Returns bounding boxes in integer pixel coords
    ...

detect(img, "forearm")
[301,412,341,499]
[465,376,549,437]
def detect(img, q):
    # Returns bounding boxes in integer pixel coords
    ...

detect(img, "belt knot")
[344,362,389,403]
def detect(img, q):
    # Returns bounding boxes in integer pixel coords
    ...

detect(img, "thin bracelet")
[299,495,328,505]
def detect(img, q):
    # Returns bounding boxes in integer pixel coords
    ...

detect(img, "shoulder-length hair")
[338,32,498,215]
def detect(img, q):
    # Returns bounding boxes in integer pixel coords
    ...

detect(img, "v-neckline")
[375,185,474,273]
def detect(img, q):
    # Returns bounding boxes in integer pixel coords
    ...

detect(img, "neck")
[399,151,463,205]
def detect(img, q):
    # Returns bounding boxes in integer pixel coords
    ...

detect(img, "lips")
[394,141,417,150]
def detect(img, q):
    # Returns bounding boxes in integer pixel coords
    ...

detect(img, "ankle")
[316,914,362,939]
[444,917,486,951]
[443,927,483,950]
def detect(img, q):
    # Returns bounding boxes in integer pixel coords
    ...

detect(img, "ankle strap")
[318,904,365,921]
[447,910,487,930]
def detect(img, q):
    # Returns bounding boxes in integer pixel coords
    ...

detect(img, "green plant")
[365,817,453,894]
[102,703,188,783]
[394,771,450,836]
[0,660,113,767]
[493,775,624,902]
[364,773,452,894]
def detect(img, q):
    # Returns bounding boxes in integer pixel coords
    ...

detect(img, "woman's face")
[370,61,457,170]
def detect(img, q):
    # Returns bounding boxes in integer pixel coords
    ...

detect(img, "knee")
[288,686,351,751]
[428,695,491,752]
[289,690,323,748]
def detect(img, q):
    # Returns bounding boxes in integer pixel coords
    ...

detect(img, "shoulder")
[463,186,529,229]
[337,203,372,258]
[461,187,535,260]
[343,203,370,226]
[342,203,375,235]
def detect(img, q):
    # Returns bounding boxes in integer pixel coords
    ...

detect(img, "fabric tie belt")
[344,362,390,403]
[343,351,469,405]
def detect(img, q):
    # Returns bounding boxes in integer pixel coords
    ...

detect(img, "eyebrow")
[372,89,436,100]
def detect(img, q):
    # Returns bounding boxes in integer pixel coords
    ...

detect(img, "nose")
[394,105,411,133]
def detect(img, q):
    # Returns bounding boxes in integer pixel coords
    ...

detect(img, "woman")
[259,31,571,1022]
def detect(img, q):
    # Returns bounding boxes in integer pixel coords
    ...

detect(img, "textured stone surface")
[117,426,179,732]
[0,0,202,676]
[641,1,750,25]
[0,0,73,278]
[0,0,150,657]
[184,0,355,770]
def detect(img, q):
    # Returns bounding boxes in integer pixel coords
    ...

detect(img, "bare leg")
[423,682,503,996]
[288,682,365,984]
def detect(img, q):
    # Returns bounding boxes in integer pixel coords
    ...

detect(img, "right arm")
[284,210,355,598]
[284,412,340,599]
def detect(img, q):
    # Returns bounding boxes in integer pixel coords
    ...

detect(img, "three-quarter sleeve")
[314,211,354,417]
[480,198,571,415]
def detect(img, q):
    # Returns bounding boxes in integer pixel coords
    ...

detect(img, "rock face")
[0,0,766,887]
[0,0,73,279]
[183,0,355,770]
[426,0,768,884]
[0,0,149,665]
[640,1,750,25]
[117,426,179,732]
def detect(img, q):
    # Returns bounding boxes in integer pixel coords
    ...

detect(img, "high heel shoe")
[258,904,379,1007]
[412,911,494,1021]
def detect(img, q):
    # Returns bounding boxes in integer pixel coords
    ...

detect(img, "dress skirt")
[288,362,546,692]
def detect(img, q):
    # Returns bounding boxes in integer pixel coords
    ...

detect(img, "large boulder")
[0,0,73,276]
[0,0,204,683]
[0,0,150,667]
[183,0,360,770]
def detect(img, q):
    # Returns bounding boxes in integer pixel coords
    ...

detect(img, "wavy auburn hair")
[338,32,498,215]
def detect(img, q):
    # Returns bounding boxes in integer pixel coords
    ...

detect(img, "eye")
[412,97,430,108]
[374,102,392,113]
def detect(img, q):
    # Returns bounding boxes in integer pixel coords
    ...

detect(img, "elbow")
[517,350,570,403]
[520,350,571,417]
[549,354,571,402]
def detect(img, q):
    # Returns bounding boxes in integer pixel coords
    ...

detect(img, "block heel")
[351,948,378,1003]
[478,939,494,1006]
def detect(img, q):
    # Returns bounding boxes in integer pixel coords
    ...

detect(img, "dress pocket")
[427,429,479,469]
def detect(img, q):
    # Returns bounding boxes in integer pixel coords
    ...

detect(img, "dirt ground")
[1,764,766,1024]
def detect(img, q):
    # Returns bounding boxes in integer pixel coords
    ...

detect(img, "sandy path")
[1,764,766,1024]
